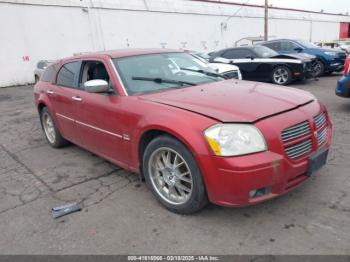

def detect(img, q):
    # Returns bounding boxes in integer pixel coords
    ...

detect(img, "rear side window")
[56,61,81,88]
[280,41,299,51]
[264,42,281,51]
[222,49,254,59]
[41,64,57,82]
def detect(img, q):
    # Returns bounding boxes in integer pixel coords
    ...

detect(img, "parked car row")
[34,48,333,214]
[208,45,315,85]
[204,38,347,86]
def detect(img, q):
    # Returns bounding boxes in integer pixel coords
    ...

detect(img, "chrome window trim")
[109,58,128,96]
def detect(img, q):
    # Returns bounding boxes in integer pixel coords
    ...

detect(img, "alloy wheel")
[148,147,193,205]
[273,68,289,85]
[42,112,56,144]
[313,61,324,77]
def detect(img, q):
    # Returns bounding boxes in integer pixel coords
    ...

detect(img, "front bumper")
[198,102,332,207]
[329,63,344,72]
[327,56,346,72]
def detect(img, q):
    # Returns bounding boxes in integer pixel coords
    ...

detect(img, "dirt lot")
[0,75,349,254]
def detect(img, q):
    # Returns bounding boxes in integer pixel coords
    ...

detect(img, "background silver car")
[34,60,53,83]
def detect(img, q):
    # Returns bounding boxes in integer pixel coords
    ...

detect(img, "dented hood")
[141,80,315,123]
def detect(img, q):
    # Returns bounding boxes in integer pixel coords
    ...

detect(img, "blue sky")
[227,0,349,14]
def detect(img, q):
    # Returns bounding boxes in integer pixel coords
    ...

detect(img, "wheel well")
[139,130,168,163]
[38,103,46,114]
[273,64,291,70]
[138,129,179,179]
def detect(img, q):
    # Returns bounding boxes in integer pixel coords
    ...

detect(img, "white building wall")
[0,0,349,87]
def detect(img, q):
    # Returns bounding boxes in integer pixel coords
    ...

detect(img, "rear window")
[41,64,57,82]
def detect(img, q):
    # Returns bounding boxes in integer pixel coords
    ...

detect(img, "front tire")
[271,66,292,85]
[313,60,325,77]
[40,107,69,148]
[143,135,208,214]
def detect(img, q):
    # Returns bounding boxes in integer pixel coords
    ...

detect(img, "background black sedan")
[209,46,315,85]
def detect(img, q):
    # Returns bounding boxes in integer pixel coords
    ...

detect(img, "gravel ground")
[0,75,349,254]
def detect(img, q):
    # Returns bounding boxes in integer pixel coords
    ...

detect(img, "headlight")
[204,124,267,156]
[324,51,337,56]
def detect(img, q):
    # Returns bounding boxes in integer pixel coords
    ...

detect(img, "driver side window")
[79,61,115,94]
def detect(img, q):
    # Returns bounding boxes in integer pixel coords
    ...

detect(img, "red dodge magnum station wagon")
[34,49,332,214]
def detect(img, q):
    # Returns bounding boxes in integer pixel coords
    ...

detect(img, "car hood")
[308,48,346,56]
[140,80,315,123]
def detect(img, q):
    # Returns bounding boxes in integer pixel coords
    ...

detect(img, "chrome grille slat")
[285,140,312,153]
[314,112,326,129]
[284,139,312,159]
[282,128,311,141]
[282,126,310,136]
[282,122,309,133]
[317,127,327,146]
[288,147,312,159]
[281,121,310,143]
[281,111,328,160]
[289,148,312,159]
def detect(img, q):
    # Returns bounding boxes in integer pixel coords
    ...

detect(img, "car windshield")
[113,52,223,95]
[296,39,318,48]
[253,46,279,58]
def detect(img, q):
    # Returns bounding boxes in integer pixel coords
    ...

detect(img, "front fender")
[129,108,217,173]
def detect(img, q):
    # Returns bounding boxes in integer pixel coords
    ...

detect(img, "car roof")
[68,48,183,60]
[260,39,301,43]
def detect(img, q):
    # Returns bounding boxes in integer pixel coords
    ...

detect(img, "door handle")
[46,90,54,95]
[72,96,83,102]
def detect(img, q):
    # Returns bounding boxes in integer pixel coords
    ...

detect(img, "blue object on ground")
[52,203,82,219]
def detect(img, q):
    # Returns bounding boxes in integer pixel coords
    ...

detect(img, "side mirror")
[294,47,303,53]
[84,79,109,93]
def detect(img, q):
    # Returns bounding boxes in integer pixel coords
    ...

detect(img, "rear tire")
[40,107,69,148]
[142,135,208,214]
[271,66,292,85]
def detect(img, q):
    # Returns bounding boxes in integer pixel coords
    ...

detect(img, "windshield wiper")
[179,67,228,80]
[132,76,196,87]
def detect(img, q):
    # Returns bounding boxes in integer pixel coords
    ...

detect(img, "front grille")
[281,111,328,160]
[314,112,326,129]
[317,127,328,146]
[281,121,311,143]
[284,139,312,159]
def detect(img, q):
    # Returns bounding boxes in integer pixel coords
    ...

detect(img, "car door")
[221,49,258,80]
[48,60,82,145]
[74,59,129,167]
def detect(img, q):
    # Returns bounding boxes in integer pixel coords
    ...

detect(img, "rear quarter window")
[55,61,81,88]
[41,64,57,82]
